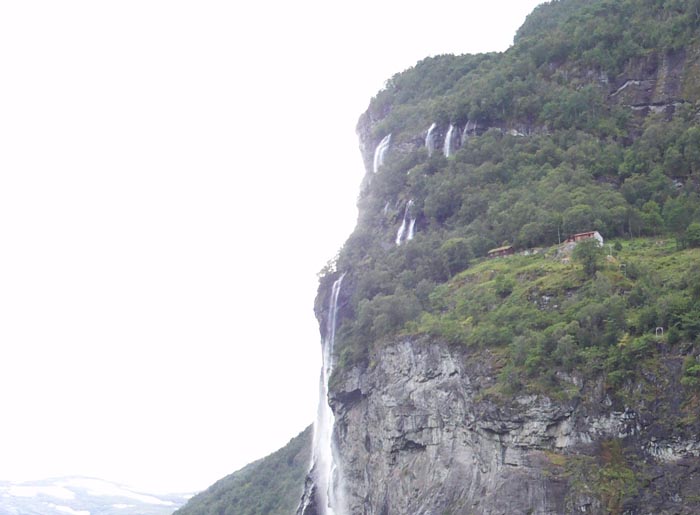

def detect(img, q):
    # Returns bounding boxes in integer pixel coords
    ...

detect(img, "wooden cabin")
[565,231,604,246]
[487,245,515,258]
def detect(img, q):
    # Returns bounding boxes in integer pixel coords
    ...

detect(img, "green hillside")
[173,426,311,515]
[415,237,700,405]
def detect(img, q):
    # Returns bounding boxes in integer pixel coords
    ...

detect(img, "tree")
[686,222,700,248]
[439,238,473,277]
[563,204,595,235]
[663,196,688,234]
[640,200,663,235]
[573,238,604,277]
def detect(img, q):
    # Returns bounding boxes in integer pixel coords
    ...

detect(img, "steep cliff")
[332,336,700,514]
[315,1,700,513]
[324,242,700,514]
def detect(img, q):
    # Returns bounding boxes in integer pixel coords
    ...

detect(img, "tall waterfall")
[443,124,455,157]
[396,200,415,245]
[297,275,346,515]
[373,134,391,174]
[425,123,437,156]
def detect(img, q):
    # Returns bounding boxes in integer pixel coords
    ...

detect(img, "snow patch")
[49,503,90,515]
[58,478,174,506]
[7,486,75,500]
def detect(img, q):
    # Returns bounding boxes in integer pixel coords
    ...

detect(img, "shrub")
[686,222,700,248]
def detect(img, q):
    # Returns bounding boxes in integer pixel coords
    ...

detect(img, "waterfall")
[407,217,416,241]
[372,134,391,174]
[443,124,455,157]
[396,200,415,246]
[461,120,476,145]
[425,123,437,156]
[396,219,407,246]
[298,275,346,515]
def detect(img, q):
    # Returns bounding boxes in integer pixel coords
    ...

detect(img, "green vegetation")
[329,0,700,385]
[572,239,604,276]
[515,0,700,74]
[403,239,700,398]
[368,0,700,136]
[174,426,311,515]
[556,440,640,514]
[335,112,700,372]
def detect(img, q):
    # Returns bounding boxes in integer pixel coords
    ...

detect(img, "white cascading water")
[407,217,416,241]
[425,123,437,156]
[461,120,476,145]
[396,219,407,246]
[373,134,391,174]
[443,124,455,157]
[299,274,346,515]
[396,200,415,245]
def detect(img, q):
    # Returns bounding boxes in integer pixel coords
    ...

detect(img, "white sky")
[0,0,544,495]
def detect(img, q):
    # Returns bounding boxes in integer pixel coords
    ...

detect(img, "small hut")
[565,231,604,246]
[487,245,515,259]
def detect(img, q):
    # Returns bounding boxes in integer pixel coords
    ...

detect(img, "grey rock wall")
[329,338,700,515]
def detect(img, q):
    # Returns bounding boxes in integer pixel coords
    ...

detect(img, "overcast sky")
[0,0,544,494]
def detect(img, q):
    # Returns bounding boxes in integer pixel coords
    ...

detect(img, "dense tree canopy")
[327,0,700,397]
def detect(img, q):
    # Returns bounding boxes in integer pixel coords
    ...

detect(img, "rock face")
[610,49,691,114]
[329,338,700,515]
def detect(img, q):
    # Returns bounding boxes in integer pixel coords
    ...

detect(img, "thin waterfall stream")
[373,134,391,174]
[425,123,437,156]
[443,124,454,157]
[396,200,415,246]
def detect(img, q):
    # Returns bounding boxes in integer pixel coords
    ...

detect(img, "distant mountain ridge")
[0,476,192,515]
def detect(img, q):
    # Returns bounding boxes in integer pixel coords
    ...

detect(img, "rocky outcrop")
[609,49,691,114]
[329,338,700,514]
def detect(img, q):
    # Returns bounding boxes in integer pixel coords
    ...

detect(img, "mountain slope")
[332,0,700,382]
[174,426,311,515]
[308,0,700,513]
